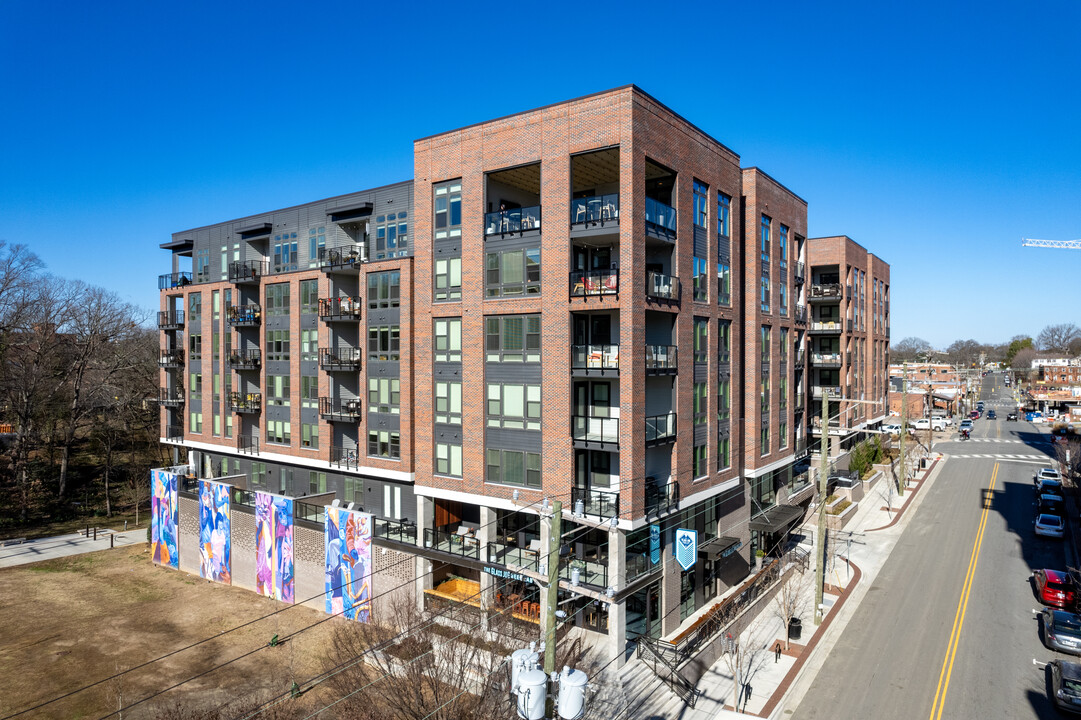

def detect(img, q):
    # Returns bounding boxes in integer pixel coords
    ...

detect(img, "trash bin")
[788,618,802,641]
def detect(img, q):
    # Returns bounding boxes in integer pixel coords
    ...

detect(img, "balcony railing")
[794,261,805,284]
[374,517,417,544]
[571,194,619,226]
[572,415,619,445]
[569,269,619,298]
[331,445,360,470]
[487,541,541,572]
[645,413,677,444]
[644,197,676,237]
[809,319,844,333]
[809,283,843,299]
[645,345,678,372]
[158,388,184,407]
[229,392,262,413]
[158,349,184,367]
[320,347,363,371]
[795,350,805,365]
[320,246,365,271]
[646,480,679,516]
[485,205,541,236]
[157,310,184,329]
[318,296,362,321]
[812,385,843,399]
[571,344,619,371]
[811,352,842,365]
[228,260,267,284]
[164,424,184,441]
[424,527,481,560]
[646,272,680,303]
[795,305,808,324]
[560,550,608,589]
[227,304,262,327]
[571,486,619,519]
[320,397,361,421]
[158,272,192,291]
[228,349,261,370]
[238,434,259,455]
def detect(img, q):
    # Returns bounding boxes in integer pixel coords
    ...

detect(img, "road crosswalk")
[947,453,1050,464]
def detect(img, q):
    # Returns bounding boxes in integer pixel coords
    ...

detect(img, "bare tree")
[1038,323,1081,354]
[722,624,769,714]
[773,567,811,650]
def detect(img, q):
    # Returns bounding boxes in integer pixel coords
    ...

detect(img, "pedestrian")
[775,641,782,663]
[744,683,752,711]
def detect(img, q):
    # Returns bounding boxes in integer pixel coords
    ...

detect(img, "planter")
[788,617,802,640]
[827,500,858,531]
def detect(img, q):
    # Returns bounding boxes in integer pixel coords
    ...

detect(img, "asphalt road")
[795,372,1070,719]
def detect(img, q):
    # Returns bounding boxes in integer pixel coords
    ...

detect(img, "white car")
[910,417,946,431]
[881,423,903,435]
[1036,513,1066,539]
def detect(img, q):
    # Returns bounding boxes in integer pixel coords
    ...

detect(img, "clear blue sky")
[2,0,1078,348]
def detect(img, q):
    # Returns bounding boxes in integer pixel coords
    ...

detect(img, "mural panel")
[324,507,373,622]
[256,492,294,603]
[198,481,231,584]
[150,469,178,569]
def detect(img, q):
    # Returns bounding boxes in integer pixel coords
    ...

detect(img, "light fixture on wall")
[512,489,519,503]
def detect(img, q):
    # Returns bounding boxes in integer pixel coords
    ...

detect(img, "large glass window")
[368,430,400,459]
[266,283,291,316]
[308,226,326,268]
[760,215,771,264]
[368,271,401,309]
[435,381,462,424]
[717,193,731,237]
[435,442,463,477]
[485,315,541,363]
[693,382,707,426]
[266,420,291,446]
[368,378,401,414]
[693,444,708,479]
[189,293,201,321]
[718,320,731,362]
[779,224,788,269]
[367,325,400,361]
[779,282,788,316]
[434,318,462,363]
[761,326,771,364]
[301,375,318,409]
[434,181,462,240]
[373,213,408,260]
[486,248,540,297]
[435,257,462,302]
[761,275,770,313]
[189,372,202,400]
[265,329,290,361]
[717,260,731,305]
[189,333,202,360]
[487,383,541,430]
[693,179,709,228]
[267,375,290,407]
[694,318,708,364]
[717,376,730,421]
[717,435,730,471]
[486,449,541,488]
[693,257,708,302]
[300,280,319,314]
[273,232,298,273]
[300,329,318,362]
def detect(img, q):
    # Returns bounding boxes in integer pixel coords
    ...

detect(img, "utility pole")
[815,392,829,625]
[543,500,562,675]
[898,362,907,498]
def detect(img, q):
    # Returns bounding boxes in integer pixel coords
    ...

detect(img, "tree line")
[0,242,162,529]
[891,323,1081,369]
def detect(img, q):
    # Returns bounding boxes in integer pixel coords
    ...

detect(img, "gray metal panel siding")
[433,425,463,445]
[486,363,542,383]
[693,225,708,258]
[694,363,708,383]
[485,428,543,453]
[718,234,731,262]
[368,308,401,325]
[694,423,708,446]
[367,412,401,434]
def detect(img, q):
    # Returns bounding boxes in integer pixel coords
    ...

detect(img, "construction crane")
[1023,238,1081,249]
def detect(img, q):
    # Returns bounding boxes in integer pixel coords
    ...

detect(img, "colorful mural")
[256,492,294,603]
[150,469,178,569]
[198,481,231,584]
[325,507,373,622]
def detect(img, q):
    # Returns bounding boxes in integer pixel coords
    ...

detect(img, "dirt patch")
[0,544,351,719]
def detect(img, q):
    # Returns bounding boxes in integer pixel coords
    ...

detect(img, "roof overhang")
[748,504,804,533]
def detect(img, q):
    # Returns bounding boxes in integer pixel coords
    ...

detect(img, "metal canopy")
[698,535,741,560]
[748,504,804,533]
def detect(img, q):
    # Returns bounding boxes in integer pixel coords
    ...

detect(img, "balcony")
[645,345,678,374]
[227,304,262,327]
[318,296,362,321]
[320,246,364,272]
[646,272,680,304]
[331,445,360,470]
[572,414,619,448]
[794,305,808,325]
[560,548,608,589]
[229,392,262,413]
[812,385,842,399]
[320,397,361,422]
[644,197,676,242]
[811,352,842,368]
[571,345,619,375]
[158,349,183,368]
[569,269,619,299]
[158,272,192,291]
[424,527,481,561]
[570,194,619,230]
[374,517,418,545]
[794,261,805,285]
[158,389,184,407]
[157,310,184,329]
[645,412,676,446]
[487,540,540,573]
[571,486,619,519]
[795,350,805,365]
[645,479,679,516]
[163,424,184,442]
[320,347,363,372]
[227,349,261,371]
[808,319,844,334]
[228,260,267,284]
[485,205,541,238]
[809,283,843,301]
[238,434,259,455]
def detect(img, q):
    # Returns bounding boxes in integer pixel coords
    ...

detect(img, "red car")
[969,411,980,420]
[1036,569,1077,609]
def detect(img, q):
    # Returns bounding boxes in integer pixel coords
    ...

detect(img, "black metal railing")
[157,310,184,328]
[568,269,619,298]
[794,261,805,284]
[232,488,257,506]
[646,272,680,302]
[560,549,609,588]
[294,500,323,524]
[810,283,842,299]
[571,486,619,518]
[795,305,808,324]
[320,246,364,271]
[424,527,481,560]
[571,344,619,371]
[164,424,184,441]
[226,304,261,326]
[319,347,363,371]
[375,517,417,544]
[229,392,262,413]
[320,397,361,421]
[487,540,541,572]
[645,412,677,443]
[158,349,184,367]
[318,296,363,320]
[645,345,678,372]
[572,415,619,444]
[158,272,192,291]
[485,205,541,236]
[645,480,680,516]
[237,434,259,455]
[331,445,360,470]
[158,388,184,406]
[644,197,676,237]
[571,194,619,226]
[228,349,261,370]
[228,260,267,283]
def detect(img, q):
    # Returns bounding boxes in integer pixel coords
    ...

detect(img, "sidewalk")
[684,454,944,718]
[0,527,148,569]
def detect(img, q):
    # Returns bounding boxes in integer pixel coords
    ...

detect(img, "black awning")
[159,238,194,252]
[235,221,272,236]
[699,535,741,560]
[327,201,374,221]
[748,504,804,533]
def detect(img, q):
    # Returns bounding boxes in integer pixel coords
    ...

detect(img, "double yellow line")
[928,462,998,720]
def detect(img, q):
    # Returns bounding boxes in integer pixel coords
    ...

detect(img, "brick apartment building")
[158,86,891,663]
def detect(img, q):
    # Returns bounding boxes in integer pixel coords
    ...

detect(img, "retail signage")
[649,524,660,565]
[674,528,697,571]
[721,540,743,558]
[484,565,525,583]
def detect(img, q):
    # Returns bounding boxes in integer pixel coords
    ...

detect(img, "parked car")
[987,409,997,419]
[1041,608,1081,655]
[1007,412,1018,421]
[1036,514,1066,539]
[1035,569,1077,608]
[1036,468,1064,494]
[1050,659,1081,713]
[1040,493,1067,518]
[910,417,946,431]
[881,423,903,435]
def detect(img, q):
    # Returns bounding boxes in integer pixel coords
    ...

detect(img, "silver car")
[1043,608,1081,655]
[1036,514,1066,539]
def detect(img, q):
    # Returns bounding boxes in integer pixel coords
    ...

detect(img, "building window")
[368,271,401,309]
[301,422,319,449]
[251,462,266,487]
[487,383,541,430]
[717,193,731,237]
[718,376,730,421]
[760,426,770,455]
[693,444,708,479]
[267,375,290,406]
[265,329,290,361]
[195,249,210,282]
[368,378,401,414]
[485,315,541,363]
[189,372,202,401]
[719,320,731,363]
[717,435,730,471]
[694,318,708,364]
[212,290,220,321]
[300,329,318,362]
[435,442,463,477]
[301,375,318,409]
[779,419,788,449]
[272,233,298,273]
[761,326,771,364]
[435,257,462,302]
[693,257,708,302]
[761,372,770,414]
[780,328,789,364]
[189,412,203,433]
[300,280,319,314]
[189,293,201,321]
[486,248,540,297]
[374,212,408,260]
[486,449,541,488]
[780,376,788,409]
[779,225,788,269]
[266,420,291,446]
[693,382,707,426]
[225,415,232,438]
[435,381,462,424]
[308,227,326,268]
[693,179,709,227]
[368,430,400,459]
[266,283,291,316]
[213,414,221,437]
[761,275,770,313]
[779,282,788,316]
[368,325,400,361]
[760,215,771,264]
[434,318,461,363]
[434,181,462,240]
[717,260,731,305]
[309,471,326,494]
[344,477,363,506]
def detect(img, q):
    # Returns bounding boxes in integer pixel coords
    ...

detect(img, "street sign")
[649,524,660,565]
[674,528,697,571]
